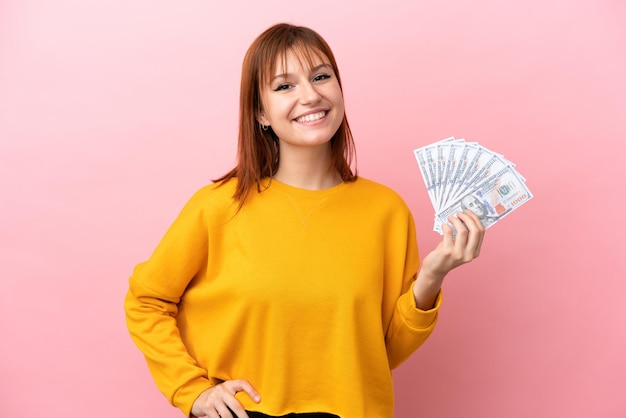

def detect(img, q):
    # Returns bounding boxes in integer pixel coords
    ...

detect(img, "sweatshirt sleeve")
[384,209,442,369]
[124,189,214,417]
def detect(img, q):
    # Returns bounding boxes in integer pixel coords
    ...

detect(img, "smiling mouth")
[295,111,327,123]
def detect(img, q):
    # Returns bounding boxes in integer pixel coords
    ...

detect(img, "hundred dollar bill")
[414,136,454,211]
[434,165,533,233]
[434,142,448,206]
[440,141,471,209]
[438,140,465,210]
[446,143,489,203]
[414,147,437,209]
[444,142,480,203]
[448,152,514,204]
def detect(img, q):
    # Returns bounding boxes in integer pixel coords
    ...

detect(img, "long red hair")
[215,23,357,206]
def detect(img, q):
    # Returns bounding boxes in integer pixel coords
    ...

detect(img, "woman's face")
[257,49,344,152]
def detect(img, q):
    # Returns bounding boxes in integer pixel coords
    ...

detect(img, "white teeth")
[296,111,326,123]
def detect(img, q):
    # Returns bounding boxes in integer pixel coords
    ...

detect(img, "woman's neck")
[273,143,341,190]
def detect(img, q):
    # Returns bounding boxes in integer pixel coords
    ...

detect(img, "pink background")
[1,0,625,417]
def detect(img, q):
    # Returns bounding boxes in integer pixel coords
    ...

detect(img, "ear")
[256,112,270,127]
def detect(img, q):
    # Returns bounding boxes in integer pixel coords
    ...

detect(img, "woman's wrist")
[413,269,445,310]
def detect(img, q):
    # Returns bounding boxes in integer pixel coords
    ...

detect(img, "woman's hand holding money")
[413,209,485,310]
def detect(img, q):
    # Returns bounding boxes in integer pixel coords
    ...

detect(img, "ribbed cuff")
[397,288,442,330]
[173,376,214,418]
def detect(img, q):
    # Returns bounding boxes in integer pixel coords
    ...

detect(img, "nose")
[299,81,321,104]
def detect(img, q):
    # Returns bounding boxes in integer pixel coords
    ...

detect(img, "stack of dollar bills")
[414,136,533,234]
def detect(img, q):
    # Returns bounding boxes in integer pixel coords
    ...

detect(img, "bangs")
[256,33,339,89]
[271,46,329,84]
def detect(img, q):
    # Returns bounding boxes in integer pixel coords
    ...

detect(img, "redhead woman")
[124,23,484,418]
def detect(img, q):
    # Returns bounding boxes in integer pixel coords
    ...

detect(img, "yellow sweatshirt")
[124,177,441,418]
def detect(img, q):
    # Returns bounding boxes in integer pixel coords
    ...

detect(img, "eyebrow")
[270,63,333,83]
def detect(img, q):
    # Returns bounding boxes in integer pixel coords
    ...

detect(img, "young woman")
[124,23,485,418]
